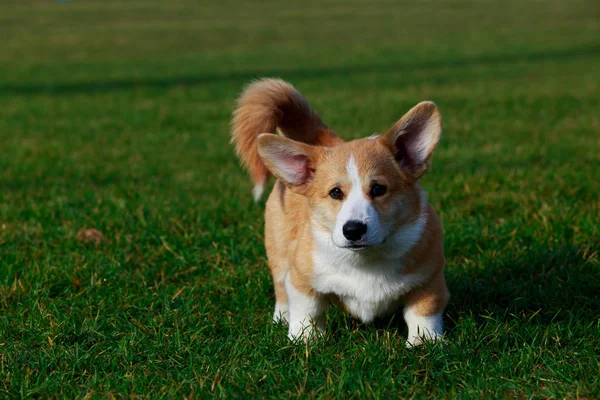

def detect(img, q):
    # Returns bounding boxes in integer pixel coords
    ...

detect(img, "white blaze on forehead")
[331,155,383,246]
[341,155,369,221]
[347,155,361,192]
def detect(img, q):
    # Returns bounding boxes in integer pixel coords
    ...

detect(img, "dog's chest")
[312,251,424,323]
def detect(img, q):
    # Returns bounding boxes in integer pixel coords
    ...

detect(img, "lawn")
[0,0,599,398]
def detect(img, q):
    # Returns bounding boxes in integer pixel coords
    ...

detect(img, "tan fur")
[401,271,449,316]
[231,78,342,197]
[231,79,448,341]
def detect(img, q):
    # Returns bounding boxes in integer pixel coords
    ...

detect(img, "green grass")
[1,0,599,398]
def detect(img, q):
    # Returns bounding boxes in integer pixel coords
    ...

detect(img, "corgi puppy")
[231,78,448,346]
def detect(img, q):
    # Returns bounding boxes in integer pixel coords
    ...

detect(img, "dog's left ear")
[379,101,442,181]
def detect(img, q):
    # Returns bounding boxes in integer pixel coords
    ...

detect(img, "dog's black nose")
[343,221,367,241]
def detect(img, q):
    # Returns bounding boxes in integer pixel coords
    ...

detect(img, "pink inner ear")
[393,116,432,170]
[287,154,309,182]
[272,150,313,185]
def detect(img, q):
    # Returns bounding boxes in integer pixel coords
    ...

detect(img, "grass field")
[1,0,599,398]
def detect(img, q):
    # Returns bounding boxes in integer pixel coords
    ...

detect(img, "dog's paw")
[287,322,324,343]
[405,333,446,348]
[273,303,289,325]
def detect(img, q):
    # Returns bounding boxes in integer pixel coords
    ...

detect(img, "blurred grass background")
[0,0,599,398]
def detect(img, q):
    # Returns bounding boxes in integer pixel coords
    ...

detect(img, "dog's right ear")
[257,133,322,195]
[379,101,442,181]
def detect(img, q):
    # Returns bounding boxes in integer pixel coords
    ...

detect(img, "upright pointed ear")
[257,133,322,195]
[379,101,442,181]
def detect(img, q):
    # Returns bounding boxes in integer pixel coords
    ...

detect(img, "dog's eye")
[329,187,344,200]
[370,184,387,198]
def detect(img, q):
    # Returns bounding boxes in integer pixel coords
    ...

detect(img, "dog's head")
[257,102,441,252]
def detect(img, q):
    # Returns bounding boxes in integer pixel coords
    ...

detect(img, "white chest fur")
[311,212,428,323]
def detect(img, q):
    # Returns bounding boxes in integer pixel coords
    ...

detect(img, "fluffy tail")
[231,78,342,202]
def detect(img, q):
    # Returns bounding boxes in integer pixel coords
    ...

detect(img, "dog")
[231,78,448,346]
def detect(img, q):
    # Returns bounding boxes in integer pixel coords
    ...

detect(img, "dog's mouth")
[341,237,387,251]
[346,244,369,251]
[331,236,386,252]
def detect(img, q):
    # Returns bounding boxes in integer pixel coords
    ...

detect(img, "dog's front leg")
[403,307,444,347]
[284,273,326,341]
[402,271,449,347]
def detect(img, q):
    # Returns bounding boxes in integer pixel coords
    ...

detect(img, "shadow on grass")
[1,45,599,96]
[444,244,599,323]
[366,244,599,333]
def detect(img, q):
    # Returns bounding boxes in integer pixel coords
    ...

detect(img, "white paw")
[404,308,444,348]
[287,321,324,342]
[405,331,443,348]
[273,303,289,325]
